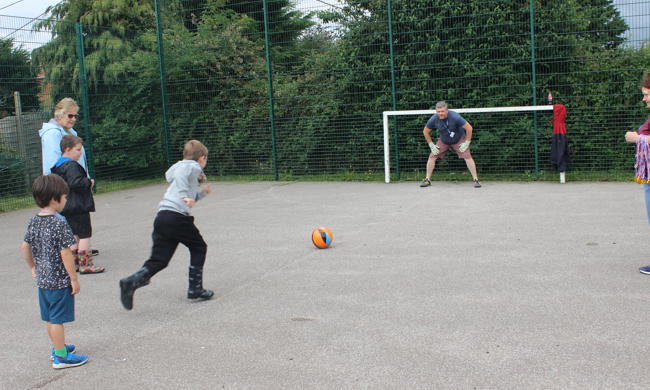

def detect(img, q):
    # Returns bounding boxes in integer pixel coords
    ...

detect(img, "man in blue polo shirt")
[420,101,481,188]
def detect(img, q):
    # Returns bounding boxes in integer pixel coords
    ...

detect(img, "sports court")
[1,180,649,389]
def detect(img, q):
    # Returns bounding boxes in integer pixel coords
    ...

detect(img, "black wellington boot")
[187,265,214,300]
[119,267,151,310]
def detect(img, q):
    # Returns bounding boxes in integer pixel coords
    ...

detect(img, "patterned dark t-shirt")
[23,215,76,289]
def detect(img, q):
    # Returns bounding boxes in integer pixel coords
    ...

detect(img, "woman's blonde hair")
[53,97,79,120]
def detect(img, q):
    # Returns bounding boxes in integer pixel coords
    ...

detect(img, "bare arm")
[196,174,211,200]
[463,122,473,141]
[200,183,212,195]
[625,131,650,144]
[20,242,36,278]
[423,127,434,143]
[61,248,80,295]
[626,131,639,143]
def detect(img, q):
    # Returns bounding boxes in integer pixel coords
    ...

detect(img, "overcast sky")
[0,0,59,19]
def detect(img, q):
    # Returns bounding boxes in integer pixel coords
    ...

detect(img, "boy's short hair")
[60,134,83,153]
[183,140,208,161]
[32,174,69,208]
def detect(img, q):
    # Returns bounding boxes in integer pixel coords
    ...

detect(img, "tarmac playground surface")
[1,180,649,389]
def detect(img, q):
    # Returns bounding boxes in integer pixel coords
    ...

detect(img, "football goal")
[382,105,557,183]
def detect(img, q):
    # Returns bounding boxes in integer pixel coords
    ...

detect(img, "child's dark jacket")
[50,157,95,215]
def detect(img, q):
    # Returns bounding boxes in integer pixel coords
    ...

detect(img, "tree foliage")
[0,38,39,116]
[25,0,648,179]
[319,0,634,174]
[31,0,316,178]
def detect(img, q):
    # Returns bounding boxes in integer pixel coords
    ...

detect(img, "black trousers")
[142,210,208,276]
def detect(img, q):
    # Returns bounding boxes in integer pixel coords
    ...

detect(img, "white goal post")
[382,105,555,183]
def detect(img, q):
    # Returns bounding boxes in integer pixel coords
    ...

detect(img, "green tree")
[0,38,39,117]
[32,0,164,179]
[161,0,269,174]
[31,0,325,178]
[31,0,269,177]
[33,0,156,99]
[319,0,631,175]
[179,0,316,67]
[271,26,349,174]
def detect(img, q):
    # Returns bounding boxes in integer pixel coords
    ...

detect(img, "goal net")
[382,105,557,183]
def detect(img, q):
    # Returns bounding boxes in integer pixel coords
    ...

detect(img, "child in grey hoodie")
[119,140,213,310]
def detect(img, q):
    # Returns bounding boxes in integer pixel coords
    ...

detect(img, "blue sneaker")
[639,266,650,275]
[50,344,76,360]
[52,352,88,369]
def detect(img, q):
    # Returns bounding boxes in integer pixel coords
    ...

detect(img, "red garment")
[551,104,566,134]
[638,117,650,135]
[550,104,569,172]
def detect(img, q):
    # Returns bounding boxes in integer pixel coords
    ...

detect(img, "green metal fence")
[1,0,649,211]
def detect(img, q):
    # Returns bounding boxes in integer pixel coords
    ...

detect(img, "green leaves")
[21,0,645,178]
[0,38,39,116]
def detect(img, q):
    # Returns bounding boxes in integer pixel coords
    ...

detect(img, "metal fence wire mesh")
[1,0,649,211]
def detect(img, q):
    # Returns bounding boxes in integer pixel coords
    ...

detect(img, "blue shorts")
[645,184,650,225]
[39,287,75,324]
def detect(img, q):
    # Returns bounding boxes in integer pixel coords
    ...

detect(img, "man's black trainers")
[420,178,431,187]
[473,180,482,188]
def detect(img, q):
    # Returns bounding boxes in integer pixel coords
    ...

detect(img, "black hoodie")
[50,158,95,215]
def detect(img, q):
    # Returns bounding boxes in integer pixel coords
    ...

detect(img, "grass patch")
[0,178,166,213]
[93,178,166,194]
[0,195,33,213]
[397,170,634,182]
[208,170,635,183]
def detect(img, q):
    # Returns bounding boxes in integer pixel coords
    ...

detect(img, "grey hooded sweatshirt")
[158,159,207,216]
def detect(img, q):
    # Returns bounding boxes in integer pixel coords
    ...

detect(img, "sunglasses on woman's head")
[67,114,80,119]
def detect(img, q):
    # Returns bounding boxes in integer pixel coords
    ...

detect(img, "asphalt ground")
[1,181,649,390]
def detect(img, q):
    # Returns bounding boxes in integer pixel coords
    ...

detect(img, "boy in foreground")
[20,175,89,369]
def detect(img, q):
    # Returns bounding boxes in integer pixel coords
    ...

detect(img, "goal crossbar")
[382,105,555,183]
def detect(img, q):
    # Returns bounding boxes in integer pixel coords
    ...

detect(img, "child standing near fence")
[119,139,214,310]
[20,174,89,369]
[50,135,105,274]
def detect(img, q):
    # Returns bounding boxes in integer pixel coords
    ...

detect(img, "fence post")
[154,0,172,167]
[13,91,31,190]
[387,0,400,180]
[75,23,96,179]
[262,0,279,181]
[528,0,540,174]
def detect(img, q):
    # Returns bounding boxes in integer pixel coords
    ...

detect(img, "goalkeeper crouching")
[420,101,481,188]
